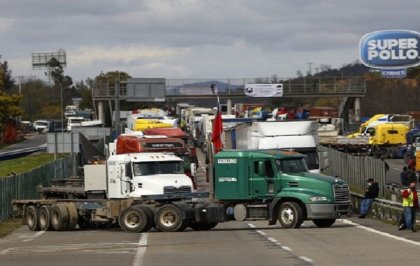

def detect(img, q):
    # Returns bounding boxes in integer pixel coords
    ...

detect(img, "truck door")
[117,163,132,197]
[250,159,276,197]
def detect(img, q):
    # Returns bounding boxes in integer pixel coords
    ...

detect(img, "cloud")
[2,0,420,81]
[70,46,189,66]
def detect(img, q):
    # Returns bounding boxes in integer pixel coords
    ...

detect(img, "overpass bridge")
[93,76,366,100]
[92,76,367,128]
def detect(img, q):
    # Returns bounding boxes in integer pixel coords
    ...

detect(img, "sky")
[1,0,419,83]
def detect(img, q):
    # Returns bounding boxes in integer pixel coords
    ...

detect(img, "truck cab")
[213,150,351,228]
[87,152,194,199]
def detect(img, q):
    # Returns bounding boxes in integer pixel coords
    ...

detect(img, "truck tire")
[65,203,78,230]
[155,204,184,232]
[51,204,70,231]
[133,205,154,232]
[312,219,336,228]
[142,206,155,230]
[39,206,53,231]
[278,202,303,229]
[119,206,149,233]
[26,205,40,231]
[189,222,218,231]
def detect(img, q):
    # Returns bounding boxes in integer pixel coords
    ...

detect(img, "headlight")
[309,196,328,202]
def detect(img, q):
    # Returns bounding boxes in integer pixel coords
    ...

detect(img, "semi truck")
[111,135,198,189]
[13,149,351,233]
[322,123,410,158]
[223,121,328,174]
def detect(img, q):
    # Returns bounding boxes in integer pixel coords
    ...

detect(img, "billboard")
[359,30,420,69]
[126,78,166,102]
[32,49,67,69]
[244,84,283,97]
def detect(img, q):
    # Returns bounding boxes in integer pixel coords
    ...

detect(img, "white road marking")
[342,219,420,246]
[281,246,293,251]
[246,223,308,263]
[0,248,11,255]
[300,256,314,263]
[23,231,45,242]
[132,233,148,266]
[256,230,266,236]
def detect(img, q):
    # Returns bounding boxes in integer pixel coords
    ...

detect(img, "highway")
[1,216,420,266]
[1,134,419,265]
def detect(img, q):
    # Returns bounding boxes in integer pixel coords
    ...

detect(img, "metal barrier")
[0,155,76,223]
[351,192,419,226]
[321,146,387,198]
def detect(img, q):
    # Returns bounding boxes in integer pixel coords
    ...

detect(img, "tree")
[0,58,15,92]
[0,92,24,133]
[46,57,73,89]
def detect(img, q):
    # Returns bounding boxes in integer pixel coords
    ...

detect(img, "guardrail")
[351,192,419,226]
[0,146,47,161]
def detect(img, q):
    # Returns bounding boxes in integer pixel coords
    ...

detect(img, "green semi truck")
[13,149,351,232]
[210,150,351,228]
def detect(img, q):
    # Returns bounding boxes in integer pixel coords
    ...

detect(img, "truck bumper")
[306,203,352,219]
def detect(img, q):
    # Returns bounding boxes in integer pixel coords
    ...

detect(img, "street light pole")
[45,72,64,156]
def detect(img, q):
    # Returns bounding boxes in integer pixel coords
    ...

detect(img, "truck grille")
[333,184,350,203]
[164,186,192,194]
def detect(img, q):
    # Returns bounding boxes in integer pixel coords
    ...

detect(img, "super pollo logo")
[359,30,420,69]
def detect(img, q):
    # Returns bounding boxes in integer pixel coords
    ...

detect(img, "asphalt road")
[2,217,420,266]
[1,137,418,265]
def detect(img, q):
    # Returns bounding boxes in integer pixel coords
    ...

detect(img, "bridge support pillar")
[227,98,232,115]
[98,101,105,124]
[354,97,361,123]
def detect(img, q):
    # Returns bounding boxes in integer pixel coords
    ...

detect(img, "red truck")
[116,135,198,189]
[142,127,199,166]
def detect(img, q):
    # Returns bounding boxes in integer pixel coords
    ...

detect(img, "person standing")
[359,178,379,218]
[401,182,418,232]
[400,167,409,187]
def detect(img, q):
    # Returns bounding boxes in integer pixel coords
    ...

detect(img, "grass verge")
[0,219,22,238]
[0,154,57,177]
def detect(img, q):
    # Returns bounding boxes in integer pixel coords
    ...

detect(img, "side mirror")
[190,163,196,177]
[319,151,330,170]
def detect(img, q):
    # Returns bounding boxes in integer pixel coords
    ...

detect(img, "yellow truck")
[321,122,410,158]
[133,119,173,131]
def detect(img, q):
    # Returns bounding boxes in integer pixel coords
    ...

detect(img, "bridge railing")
[92,76,366,99]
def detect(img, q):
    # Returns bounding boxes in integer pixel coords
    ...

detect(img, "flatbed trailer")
[12,191,213,232]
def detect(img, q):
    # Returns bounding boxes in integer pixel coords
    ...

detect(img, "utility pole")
[307,62,313,76]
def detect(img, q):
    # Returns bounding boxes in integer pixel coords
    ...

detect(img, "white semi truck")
[224,120,329,173]
[13,152,205,232]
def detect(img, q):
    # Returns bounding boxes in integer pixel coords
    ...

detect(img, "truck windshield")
[275,158,308,174]
[133,161,184,176]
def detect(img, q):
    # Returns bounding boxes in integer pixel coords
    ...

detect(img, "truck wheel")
[189,222,218,231]
[51,204,70,231]
[39,206,53,231]
[278,202,303,229]
[65,203,78,230]
[155,204,184,232]
[26,205,40,231]
[133,205,154,232]
[119,206,149,233]
[312,219,336,228]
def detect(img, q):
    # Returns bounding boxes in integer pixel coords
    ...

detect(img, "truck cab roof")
[215,149,305,160]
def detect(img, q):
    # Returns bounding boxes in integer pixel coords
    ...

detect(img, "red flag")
[212,106,223,154]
